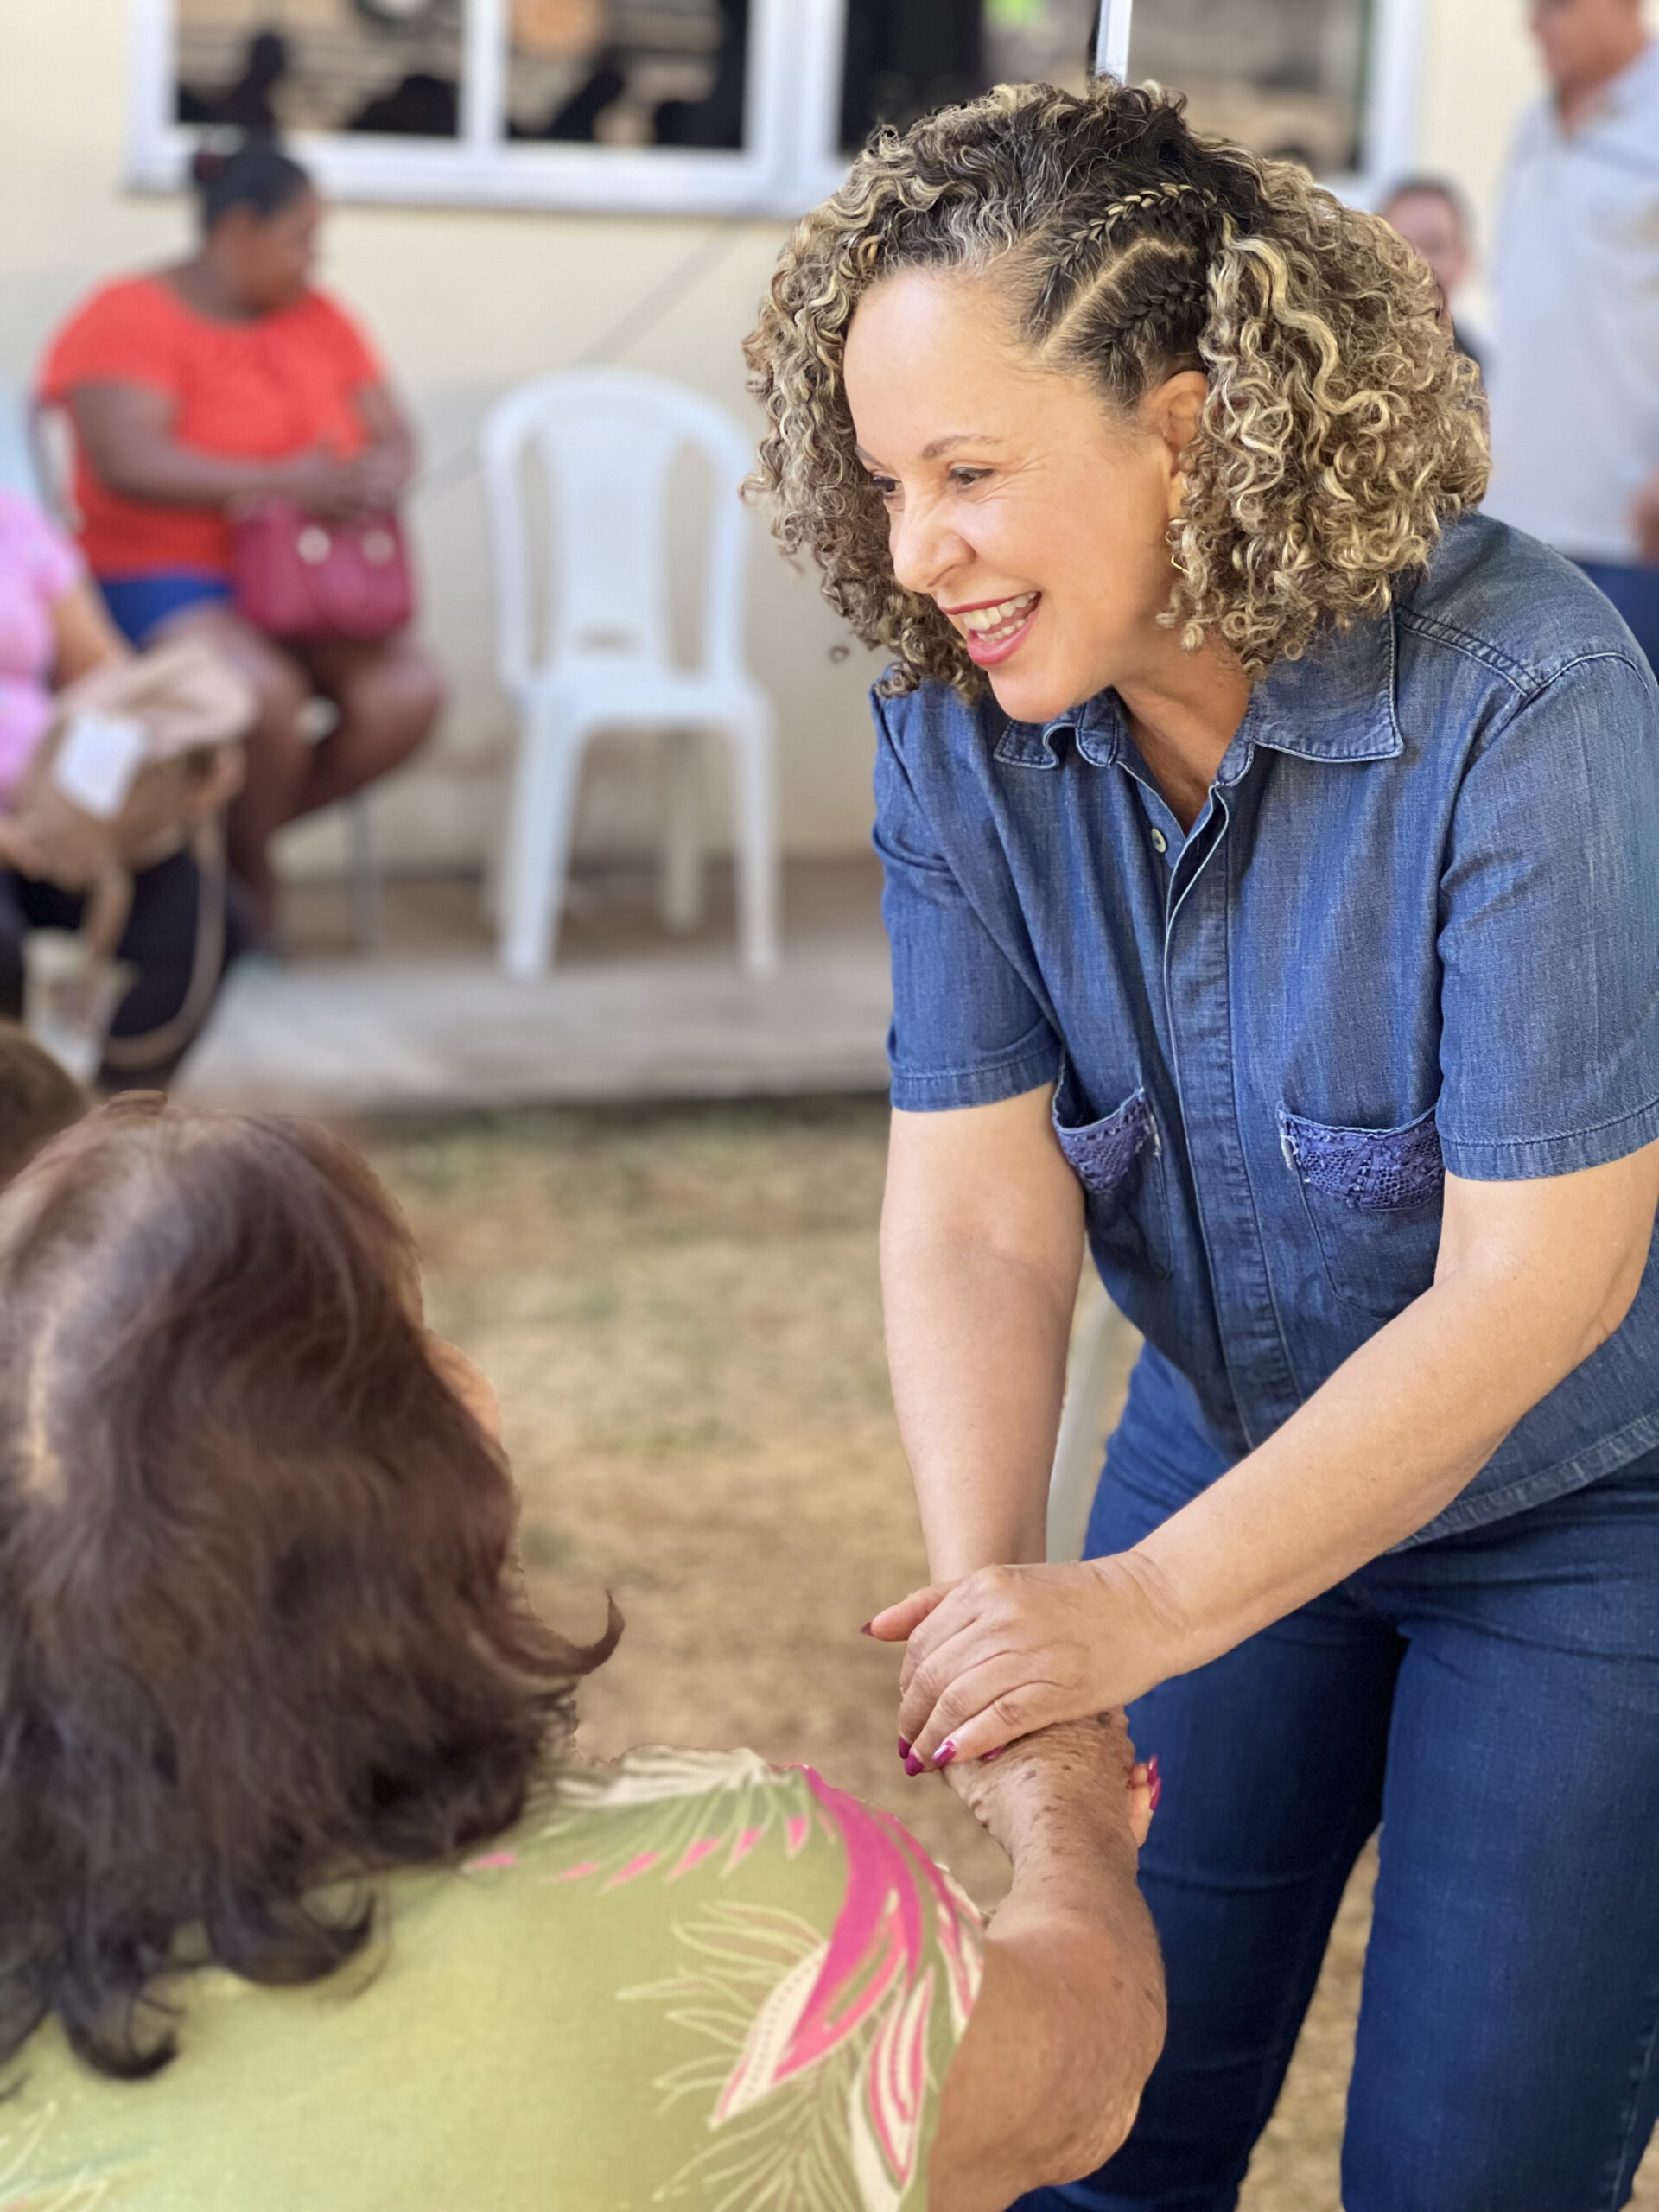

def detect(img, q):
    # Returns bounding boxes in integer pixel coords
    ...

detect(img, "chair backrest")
[479,368,756,694]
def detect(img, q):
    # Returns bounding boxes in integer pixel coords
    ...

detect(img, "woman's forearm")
[930,1891,1161,2211]
[1130,1156,1659,1683]
[885,1147,1659,1765]
[881,1092,1085,1580]
[928,1720,1164,2211]
[884,1235,1076,1576]
[71,409,284,510]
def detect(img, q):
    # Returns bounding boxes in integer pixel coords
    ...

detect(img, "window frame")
[127,0,1424,218]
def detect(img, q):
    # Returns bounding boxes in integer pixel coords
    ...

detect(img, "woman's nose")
[889,496,969,602]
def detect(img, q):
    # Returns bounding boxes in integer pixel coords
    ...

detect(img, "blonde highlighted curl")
[745,79,1490,692]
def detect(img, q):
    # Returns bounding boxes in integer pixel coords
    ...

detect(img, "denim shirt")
[874,516,1659,1542]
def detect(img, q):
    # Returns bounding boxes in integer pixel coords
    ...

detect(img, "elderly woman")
[0,1098,1162,2212]
[40,141,443,931]
[747,78,1659,2212]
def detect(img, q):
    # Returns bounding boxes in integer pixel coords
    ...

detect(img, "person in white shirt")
[1487,0,1659,671]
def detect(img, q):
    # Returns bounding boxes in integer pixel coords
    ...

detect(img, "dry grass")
[363,1097,1657,2211]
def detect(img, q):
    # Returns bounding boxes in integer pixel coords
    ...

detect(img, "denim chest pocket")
[1278,1102,1446,1320]
[1053,1070,1173,1282]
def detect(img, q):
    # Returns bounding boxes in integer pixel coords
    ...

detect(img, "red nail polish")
[859,1621,874,1637]
[981,1746,1006,1763]
[1147,1753,1162,1813]
[935,1740,957,1767]
[898,1736,912,1760]
[903,1753,924,1777]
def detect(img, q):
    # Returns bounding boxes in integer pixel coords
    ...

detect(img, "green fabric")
[0,1750,983,2212]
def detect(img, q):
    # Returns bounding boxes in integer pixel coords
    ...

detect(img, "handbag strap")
[99,817,228,1076]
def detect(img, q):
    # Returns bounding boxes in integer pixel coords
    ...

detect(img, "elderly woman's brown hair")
[746,76,1489,690]
[0,1098,615,2081]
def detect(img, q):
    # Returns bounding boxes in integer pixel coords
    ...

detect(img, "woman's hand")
[268,445,387,523]
[874,1552,1178,1770]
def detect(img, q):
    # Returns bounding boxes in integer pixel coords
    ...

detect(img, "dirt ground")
[364,1096,1657,2212]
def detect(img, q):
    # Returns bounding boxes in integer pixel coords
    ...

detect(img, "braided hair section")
[745,78,1489,692]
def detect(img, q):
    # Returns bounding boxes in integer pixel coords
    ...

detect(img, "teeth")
[961,594,1038,634]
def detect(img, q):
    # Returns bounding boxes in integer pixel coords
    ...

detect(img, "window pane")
[837,0,1372,174]
[1115,0,1373,172]
[504,0,751,149]
[175,0,464,140]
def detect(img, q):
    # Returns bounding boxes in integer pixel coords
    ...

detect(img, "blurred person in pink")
[0,487,249,1084]
[1486,0,1659,672]
[40,141,444,931]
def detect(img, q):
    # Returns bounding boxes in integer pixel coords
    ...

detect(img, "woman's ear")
[1145,370,1209,513]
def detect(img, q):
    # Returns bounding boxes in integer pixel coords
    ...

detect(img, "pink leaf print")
[850,1969,936,2209]
[785,1815,810,1857]
[463,1849,519,1873]
[670,1835,723,1880]
[714,1940,834,2123]
[603,1850,663,1890]
[711,1767,943,2128]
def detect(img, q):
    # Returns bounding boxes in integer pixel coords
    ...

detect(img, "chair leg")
[347,793,379,950]
[498,701,587,978]
[725,699,780,977]
[659,727,703,934]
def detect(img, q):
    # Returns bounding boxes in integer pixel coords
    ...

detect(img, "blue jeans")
[1580,561,1659,681]
[1016,1349,1659,2212]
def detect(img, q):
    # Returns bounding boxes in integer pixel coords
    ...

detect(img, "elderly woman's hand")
[947,1710,1156,1860]
[873,1552,1179,1770]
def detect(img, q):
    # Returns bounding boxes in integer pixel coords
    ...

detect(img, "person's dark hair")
[191,137,313,232]
[1378,173,1473,238]
[0,1025,85,1189]
[0,1098,616,2082]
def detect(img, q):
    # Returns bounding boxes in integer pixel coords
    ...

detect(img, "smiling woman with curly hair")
[747,76,1659,2212]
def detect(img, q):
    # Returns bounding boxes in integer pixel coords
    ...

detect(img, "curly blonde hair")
[745,79,1489,692]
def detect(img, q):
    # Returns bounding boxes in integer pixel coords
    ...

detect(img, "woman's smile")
[946,589,1043,666]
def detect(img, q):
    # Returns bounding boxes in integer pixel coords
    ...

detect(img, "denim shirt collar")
[991,608,1402,775]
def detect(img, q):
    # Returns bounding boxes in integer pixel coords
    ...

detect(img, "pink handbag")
[230,499,415,643]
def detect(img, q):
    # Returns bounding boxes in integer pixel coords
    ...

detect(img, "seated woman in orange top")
[41,142,444,930]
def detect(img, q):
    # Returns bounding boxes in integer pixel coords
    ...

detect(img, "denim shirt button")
[1149,827,1168,855]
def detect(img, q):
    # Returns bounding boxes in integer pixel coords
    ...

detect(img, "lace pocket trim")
[1278,1104,1444,1211]
[1054,1085,1158,1194]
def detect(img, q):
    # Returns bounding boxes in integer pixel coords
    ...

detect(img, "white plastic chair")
[480,368,779,979]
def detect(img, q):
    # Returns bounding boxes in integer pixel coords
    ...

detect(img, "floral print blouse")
[1,1750,984,2211]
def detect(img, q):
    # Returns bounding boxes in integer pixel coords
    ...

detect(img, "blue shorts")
[1016,1344,1659,2212]
[1580,561,1659,679]
[95,570,232,648]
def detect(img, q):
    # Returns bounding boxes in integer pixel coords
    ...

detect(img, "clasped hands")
[868,1548,1179,1772]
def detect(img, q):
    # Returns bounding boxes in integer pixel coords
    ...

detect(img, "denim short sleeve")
[1438,649,1659,1179]
[873,692,1061,1111]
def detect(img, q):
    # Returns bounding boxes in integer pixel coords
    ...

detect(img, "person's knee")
[167,608,308,751]
[350,642,446,767]
[385,641,446,743]
[245,648,310,741]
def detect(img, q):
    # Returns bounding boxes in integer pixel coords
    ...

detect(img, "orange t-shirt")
[40,275,385,578]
